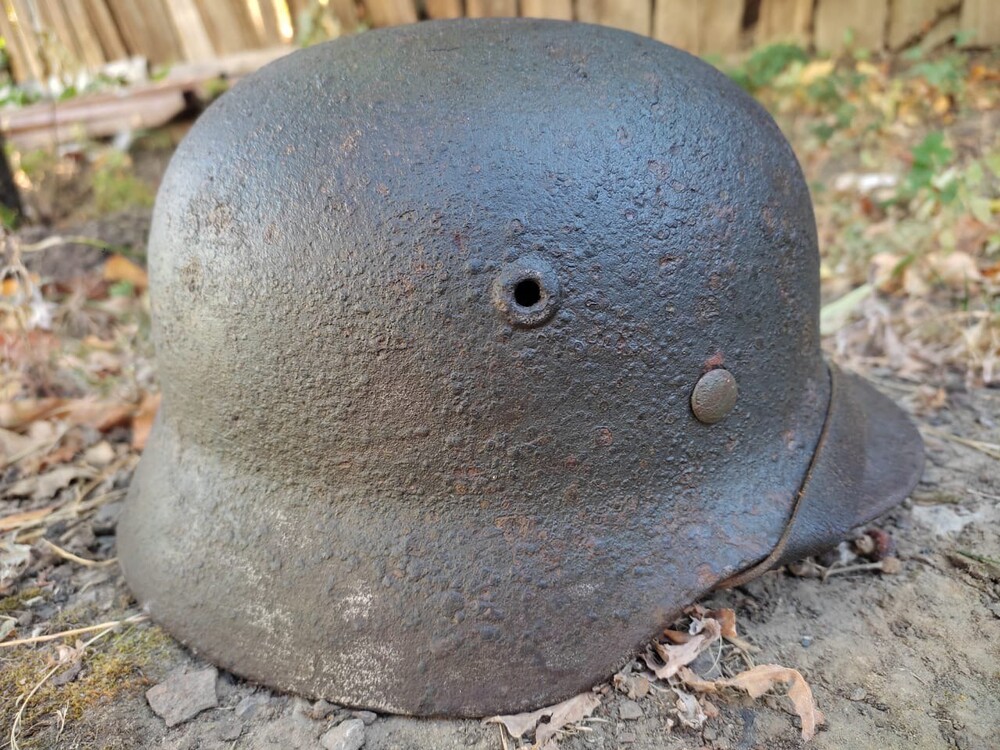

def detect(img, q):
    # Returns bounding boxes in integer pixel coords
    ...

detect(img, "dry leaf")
[131,393,161,450]
[0,427,46,464]
[0,398,65,430]
[679,664,824,742]
[673,688,706,729]
[0,535,32,592]
[0,504,56,533]
[5,464,94,501]
[486,692,601,746]
[644,617,721,680]
[103,254,149,291]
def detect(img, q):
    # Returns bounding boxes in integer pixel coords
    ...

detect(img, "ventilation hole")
[513,278,542,308]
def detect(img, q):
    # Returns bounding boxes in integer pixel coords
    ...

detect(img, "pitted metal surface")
[118,19,924,717]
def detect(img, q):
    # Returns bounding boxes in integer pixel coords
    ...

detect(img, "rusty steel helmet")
[119,18,924,717]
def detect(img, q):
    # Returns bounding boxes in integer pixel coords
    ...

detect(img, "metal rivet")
[691,368,738,424]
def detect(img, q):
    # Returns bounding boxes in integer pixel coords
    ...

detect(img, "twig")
[19,236,122,254]
[0,614,148,649]
[1,425,70,469]
[922,426,1000,461]
[822,561,885,580]
[8,619,124,750]
[956,550,1000,568]
[40,539,118,569]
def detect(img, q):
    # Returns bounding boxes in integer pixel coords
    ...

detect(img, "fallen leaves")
[679,664,825,742]
[643,609,824,742]
[645,617,721,680]
[486,692,601,749]
[102,254,148,292]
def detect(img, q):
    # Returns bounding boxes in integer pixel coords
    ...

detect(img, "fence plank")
[82,0,128,61]
[960,0,1000,47]
[755,0,812,46]
[165,0,216,61]
[699,0,743,53]
[466,0,517,17]
[0,4,33,81]
[520,0,572,19]
[62,0,109,69]
[425,0,463,18]
[814,0,888,52]
[652,0,700,50]
[576,0,651,35]
[888,0,955,49]
[194,0,258,54]
[107,0,185,63]
[36,0,83,67]
[8,0,47,80]
[364,0,418,25]
[653,0,742,55]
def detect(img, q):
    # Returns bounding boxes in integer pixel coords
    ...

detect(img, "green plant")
[727,43,810,92]
[900,132,955,203]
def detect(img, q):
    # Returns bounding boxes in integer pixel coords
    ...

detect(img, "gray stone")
[234,693,271,720]
[619,700,643,720]
[321,718,366,750]
[244,713,324,750]
[849,687,867,701]
[146,667,218,727]
[352,710,377,725]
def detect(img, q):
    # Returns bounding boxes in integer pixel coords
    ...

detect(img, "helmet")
[118,18,923,717]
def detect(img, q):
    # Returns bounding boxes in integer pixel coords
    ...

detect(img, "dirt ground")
[2,43,1000,750]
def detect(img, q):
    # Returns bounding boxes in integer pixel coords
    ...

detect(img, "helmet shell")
[119,19,922,716]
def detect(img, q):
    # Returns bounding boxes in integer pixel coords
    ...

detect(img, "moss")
[0,622,179,742]
[0,587,44,614]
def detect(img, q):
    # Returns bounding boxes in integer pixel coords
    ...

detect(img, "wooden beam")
[465,0,517,17]
[576,0,651,36]
[520,0,572,20]
[814,0,888,53]
[755,0,812,46]
[959,0,1000,47]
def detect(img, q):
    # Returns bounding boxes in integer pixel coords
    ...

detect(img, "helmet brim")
[772,364,925,566]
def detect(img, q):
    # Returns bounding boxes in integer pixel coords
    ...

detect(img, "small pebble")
[703,726,718,741]
[321,718,365,750]
[352,710,378,725]
[234,693,270,720]
[310,699,338,720]
[146,667,219,727]
[619,700,643,720]
[801,635,813,648]
[849,687,867,701]
[619,731,636,744]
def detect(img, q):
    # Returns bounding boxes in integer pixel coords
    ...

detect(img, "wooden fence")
[1,0,999,84]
